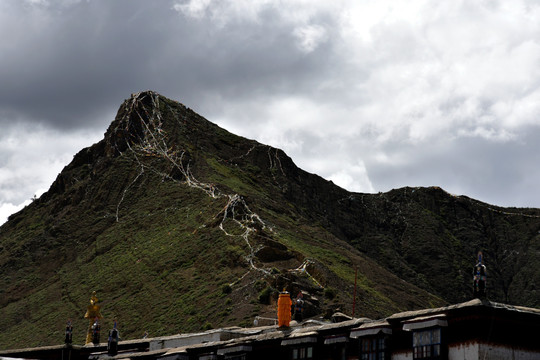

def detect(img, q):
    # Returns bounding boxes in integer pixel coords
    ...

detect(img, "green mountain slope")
[1,91,539,349]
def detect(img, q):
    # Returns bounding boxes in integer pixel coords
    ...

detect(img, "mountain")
[1,91,539,349]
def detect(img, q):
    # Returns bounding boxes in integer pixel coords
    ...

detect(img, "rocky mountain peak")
[104,91,176,157]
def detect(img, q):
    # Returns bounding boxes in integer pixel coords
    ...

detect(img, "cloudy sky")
[1,0,540,225]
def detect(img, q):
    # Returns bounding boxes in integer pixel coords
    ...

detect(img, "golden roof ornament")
[84,291,103,320]
[84,291,103,345]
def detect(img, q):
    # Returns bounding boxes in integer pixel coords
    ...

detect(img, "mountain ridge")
[1,91,539,349]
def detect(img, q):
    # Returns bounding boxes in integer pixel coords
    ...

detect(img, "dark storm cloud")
[0,0,340,130]
[0,2,182,128]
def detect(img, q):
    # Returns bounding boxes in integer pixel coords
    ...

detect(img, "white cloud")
[172,0,212,19]
[0,200,31,225]
[0,124,102,225]
[328,161,375,193]
[329,0,540,147]
[172,0,275,26]
[24,0,49,5]
[293,24,328,53]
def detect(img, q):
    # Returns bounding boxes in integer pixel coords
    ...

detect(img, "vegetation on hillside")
[1,91,539,349]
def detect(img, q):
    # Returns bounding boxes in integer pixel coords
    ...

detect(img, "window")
[225,355,247,360]
[413,328,441,359]
[199,355,218,360]
[360,337,387,360]
[292,346,313,359]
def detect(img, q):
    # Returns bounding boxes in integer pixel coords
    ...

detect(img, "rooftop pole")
[352,266,358,317]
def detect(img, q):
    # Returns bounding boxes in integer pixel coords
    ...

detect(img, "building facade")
[1,299,539,360]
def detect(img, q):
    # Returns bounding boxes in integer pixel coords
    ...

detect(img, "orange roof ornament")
[277,288,292,328]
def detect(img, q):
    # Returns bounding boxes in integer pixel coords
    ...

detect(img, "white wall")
[448,342,540,360]
[478,343,540,360]
[392,351,412,360]
[392,342,540,360]
[449,343,479,360]
[149,331,223,351]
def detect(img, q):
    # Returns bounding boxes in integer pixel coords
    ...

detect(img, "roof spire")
[473,252,487,299]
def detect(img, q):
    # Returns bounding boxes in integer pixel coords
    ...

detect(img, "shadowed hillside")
[1,91,539,349]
